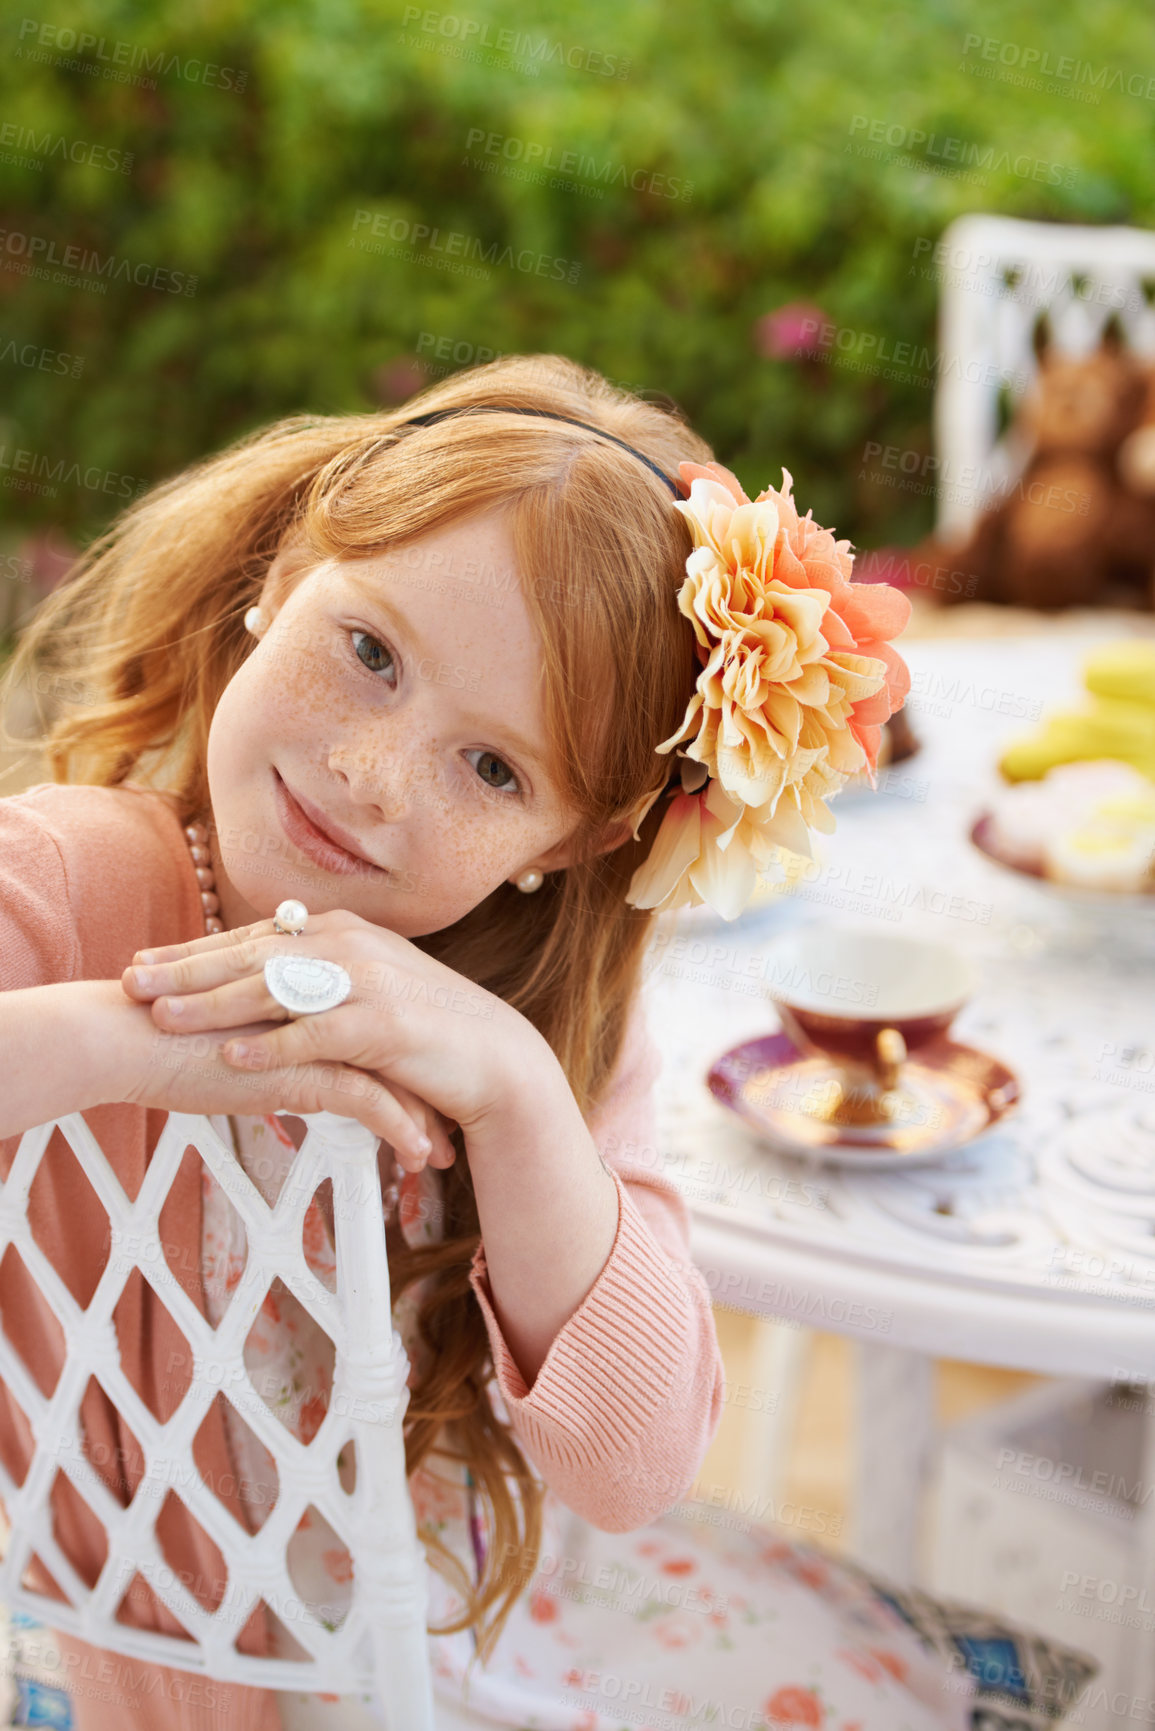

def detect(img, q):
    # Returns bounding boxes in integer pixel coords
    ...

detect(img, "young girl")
[0,357,1088,1731]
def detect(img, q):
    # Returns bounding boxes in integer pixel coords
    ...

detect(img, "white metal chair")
[0,1108,439,1728]
[933,214,1155,541]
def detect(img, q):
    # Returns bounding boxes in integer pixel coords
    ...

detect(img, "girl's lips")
[273,771,383,877]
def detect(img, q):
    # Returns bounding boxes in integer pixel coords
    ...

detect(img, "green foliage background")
[0,0,1152,555]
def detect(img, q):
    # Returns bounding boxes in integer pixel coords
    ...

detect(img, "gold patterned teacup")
[763,924,978,1127]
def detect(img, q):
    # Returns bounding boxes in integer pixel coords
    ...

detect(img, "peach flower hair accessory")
[624,460,912,922]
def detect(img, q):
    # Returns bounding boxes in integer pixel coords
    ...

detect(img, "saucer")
[706,1032,1020,1169]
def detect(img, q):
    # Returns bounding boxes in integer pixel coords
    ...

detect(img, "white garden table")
[640,612,1155,1710]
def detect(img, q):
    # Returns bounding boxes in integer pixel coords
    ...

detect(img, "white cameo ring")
[265,953,352,1018]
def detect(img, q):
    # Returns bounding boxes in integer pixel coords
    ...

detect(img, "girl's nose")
[328,739,417,822]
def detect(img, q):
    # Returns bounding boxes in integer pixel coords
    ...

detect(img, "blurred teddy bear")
[921,330,1155,610]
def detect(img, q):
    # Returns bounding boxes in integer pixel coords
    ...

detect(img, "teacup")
[763,924,979,1124]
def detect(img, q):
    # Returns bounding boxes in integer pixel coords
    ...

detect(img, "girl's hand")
[120,909,529,1169]
[107,987,442,1170]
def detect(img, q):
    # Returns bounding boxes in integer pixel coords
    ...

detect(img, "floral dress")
[196,1116,1090,1731]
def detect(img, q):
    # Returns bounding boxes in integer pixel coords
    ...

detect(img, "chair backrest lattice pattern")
[0,1107,436,1728]
[933,214,1155,540]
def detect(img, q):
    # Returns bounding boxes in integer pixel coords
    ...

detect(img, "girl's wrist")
[459,1013,569,1147]
[85,979,164,1110]
[450,1010,557,1142]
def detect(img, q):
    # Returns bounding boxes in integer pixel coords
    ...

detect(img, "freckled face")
[205,509,586,937]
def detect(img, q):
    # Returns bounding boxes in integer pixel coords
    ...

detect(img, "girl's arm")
[465,1008,726,1532]
[0,979,148,1139]
[463,1037,620,1384]
[0,976,435,1148]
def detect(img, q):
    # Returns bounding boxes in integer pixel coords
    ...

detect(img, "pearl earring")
[244,606,265,638]
[515,868,543,893]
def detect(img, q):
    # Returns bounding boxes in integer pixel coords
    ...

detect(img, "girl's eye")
[351,629,397,684]
[351,628,523,798]
[465,749,522,797]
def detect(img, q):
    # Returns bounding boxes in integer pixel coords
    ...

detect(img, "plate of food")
[971,759,1155,901]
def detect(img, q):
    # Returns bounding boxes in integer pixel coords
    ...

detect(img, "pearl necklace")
[183,816,224,934]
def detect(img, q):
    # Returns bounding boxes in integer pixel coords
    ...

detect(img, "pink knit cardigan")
[0,782,724,1731]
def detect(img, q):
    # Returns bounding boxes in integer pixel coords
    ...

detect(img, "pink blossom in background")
[16,529,77,597]
[754,301,829,360]
[372,355,427,403]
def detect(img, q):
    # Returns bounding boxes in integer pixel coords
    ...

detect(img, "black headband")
[398,404,688,499]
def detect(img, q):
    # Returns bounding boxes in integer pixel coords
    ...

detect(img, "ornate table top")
[641,622,1155,1379]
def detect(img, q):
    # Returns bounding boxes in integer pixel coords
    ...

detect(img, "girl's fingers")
[389,1084,457,1171]
[219,1003,360,1075]
[127,911,349,987]
[335,1067,448,1175]
[130,918,274,968]
[292,1064,432,1161]
[146,977,290,1034]
[222,1020,450,1174]
[425,1126,457,1170]
[141,981,455,1171]
[427,1108,458,1168]
[123,935,274,1000]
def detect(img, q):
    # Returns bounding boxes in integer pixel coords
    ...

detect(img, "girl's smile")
[273,768,389,876]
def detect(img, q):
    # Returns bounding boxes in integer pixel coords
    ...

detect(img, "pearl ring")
[266,899,351,1017]
[264,953,352,1019]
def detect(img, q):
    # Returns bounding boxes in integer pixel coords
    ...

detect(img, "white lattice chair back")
[0,1107,436,1729]
[933,213,1155,540]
